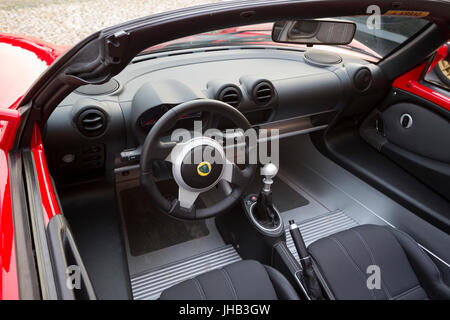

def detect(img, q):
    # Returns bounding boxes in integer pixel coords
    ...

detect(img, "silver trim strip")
[257,125,328,144]
[114,164,139,173]
[131,245,241,300]
[294,271,311,300]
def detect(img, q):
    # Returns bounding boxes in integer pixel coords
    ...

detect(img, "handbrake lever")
[289,220,324,300]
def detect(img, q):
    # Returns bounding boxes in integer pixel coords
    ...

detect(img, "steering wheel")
[140,99,257,220]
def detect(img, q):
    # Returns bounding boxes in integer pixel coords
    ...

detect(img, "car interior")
[19,4,449,300]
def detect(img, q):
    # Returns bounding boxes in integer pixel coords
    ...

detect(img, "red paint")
[393,45,450,112]
[0,109,20,151]
[0,34,66,65]
[31,124,62,226]
[0,37,64,298]
[0,33,65,297]
[0,109,20,300]
[0,34,67,110]
[427,44,448,75]
[0,150,19,300]
[0,107,61,300]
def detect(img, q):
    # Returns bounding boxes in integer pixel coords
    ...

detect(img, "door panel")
[379,101,450,200]
[377,50,450,203]
[359,86,450,230]
[382,141,450,200]
[359,46,450,229]
[381,102,450,163]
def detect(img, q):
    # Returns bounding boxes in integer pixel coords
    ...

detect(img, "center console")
[216,163,324,299]
[242,163,284,237]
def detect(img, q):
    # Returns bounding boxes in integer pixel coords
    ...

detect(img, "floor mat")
[247,176,309,212]
[121,184,209,256]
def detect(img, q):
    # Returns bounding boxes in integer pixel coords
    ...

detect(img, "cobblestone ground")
[0,0,223,45]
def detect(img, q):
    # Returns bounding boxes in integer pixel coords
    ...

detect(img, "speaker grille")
[75,79,119,96]
[304,49,342,66]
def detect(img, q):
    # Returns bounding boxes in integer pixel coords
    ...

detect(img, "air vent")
[253,81,274,105]
[354,67,372,91]
[218,86,242,108]
[76,108,107,137]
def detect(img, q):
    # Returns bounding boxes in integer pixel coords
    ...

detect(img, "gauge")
[138,105,169,132]
[138,104,203,133]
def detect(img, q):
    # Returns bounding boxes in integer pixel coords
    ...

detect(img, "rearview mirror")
[272,20,356,45]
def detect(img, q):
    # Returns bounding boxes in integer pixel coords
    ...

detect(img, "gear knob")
[261,162,278,191]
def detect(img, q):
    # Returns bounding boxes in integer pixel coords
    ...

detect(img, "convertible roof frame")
[14,0,450,149]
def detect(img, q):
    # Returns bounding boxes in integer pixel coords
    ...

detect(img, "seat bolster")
[160,260,285,300]
[159,278,205,300]
[308,234,379,300]
[308,224,433,300]
[264,265,300,300]
[390,227,450,300]
[220,260,279,300]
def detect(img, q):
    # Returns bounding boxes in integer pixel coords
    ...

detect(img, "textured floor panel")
[131,245,241,300]
[285,210,358,261]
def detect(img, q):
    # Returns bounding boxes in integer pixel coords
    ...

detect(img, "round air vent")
[217,86,242,108]
[76,108,107,137]
[253,81,274,105]
[354,67,372,91]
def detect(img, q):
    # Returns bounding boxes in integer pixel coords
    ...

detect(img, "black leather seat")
[160,259,299,300]
[308,224,450,300]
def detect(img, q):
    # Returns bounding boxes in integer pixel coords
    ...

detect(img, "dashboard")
[43,46,385,185]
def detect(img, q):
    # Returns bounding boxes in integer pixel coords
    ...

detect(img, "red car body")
[0,34,65,300]
[0,24,448,299]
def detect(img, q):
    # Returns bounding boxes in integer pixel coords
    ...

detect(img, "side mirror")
[272,20,356,45]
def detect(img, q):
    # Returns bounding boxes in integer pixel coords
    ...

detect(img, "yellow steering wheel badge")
[197,161,212,176]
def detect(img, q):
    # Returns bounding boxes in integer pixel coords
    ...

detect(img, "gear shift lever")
[254,163,279,227]
[261,162,278,192]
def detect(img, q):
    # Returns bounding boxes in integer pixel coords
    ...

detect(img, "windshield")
[142,16,430,62]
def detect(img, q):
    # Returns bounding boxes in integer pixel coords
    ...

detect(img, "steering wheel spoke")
[152,140,177,161]
[223,159,248,186]
[178,188,200,209]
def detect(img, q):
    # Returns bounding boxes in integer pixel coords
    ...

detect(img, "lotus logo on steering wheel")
[197,161,212,176]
